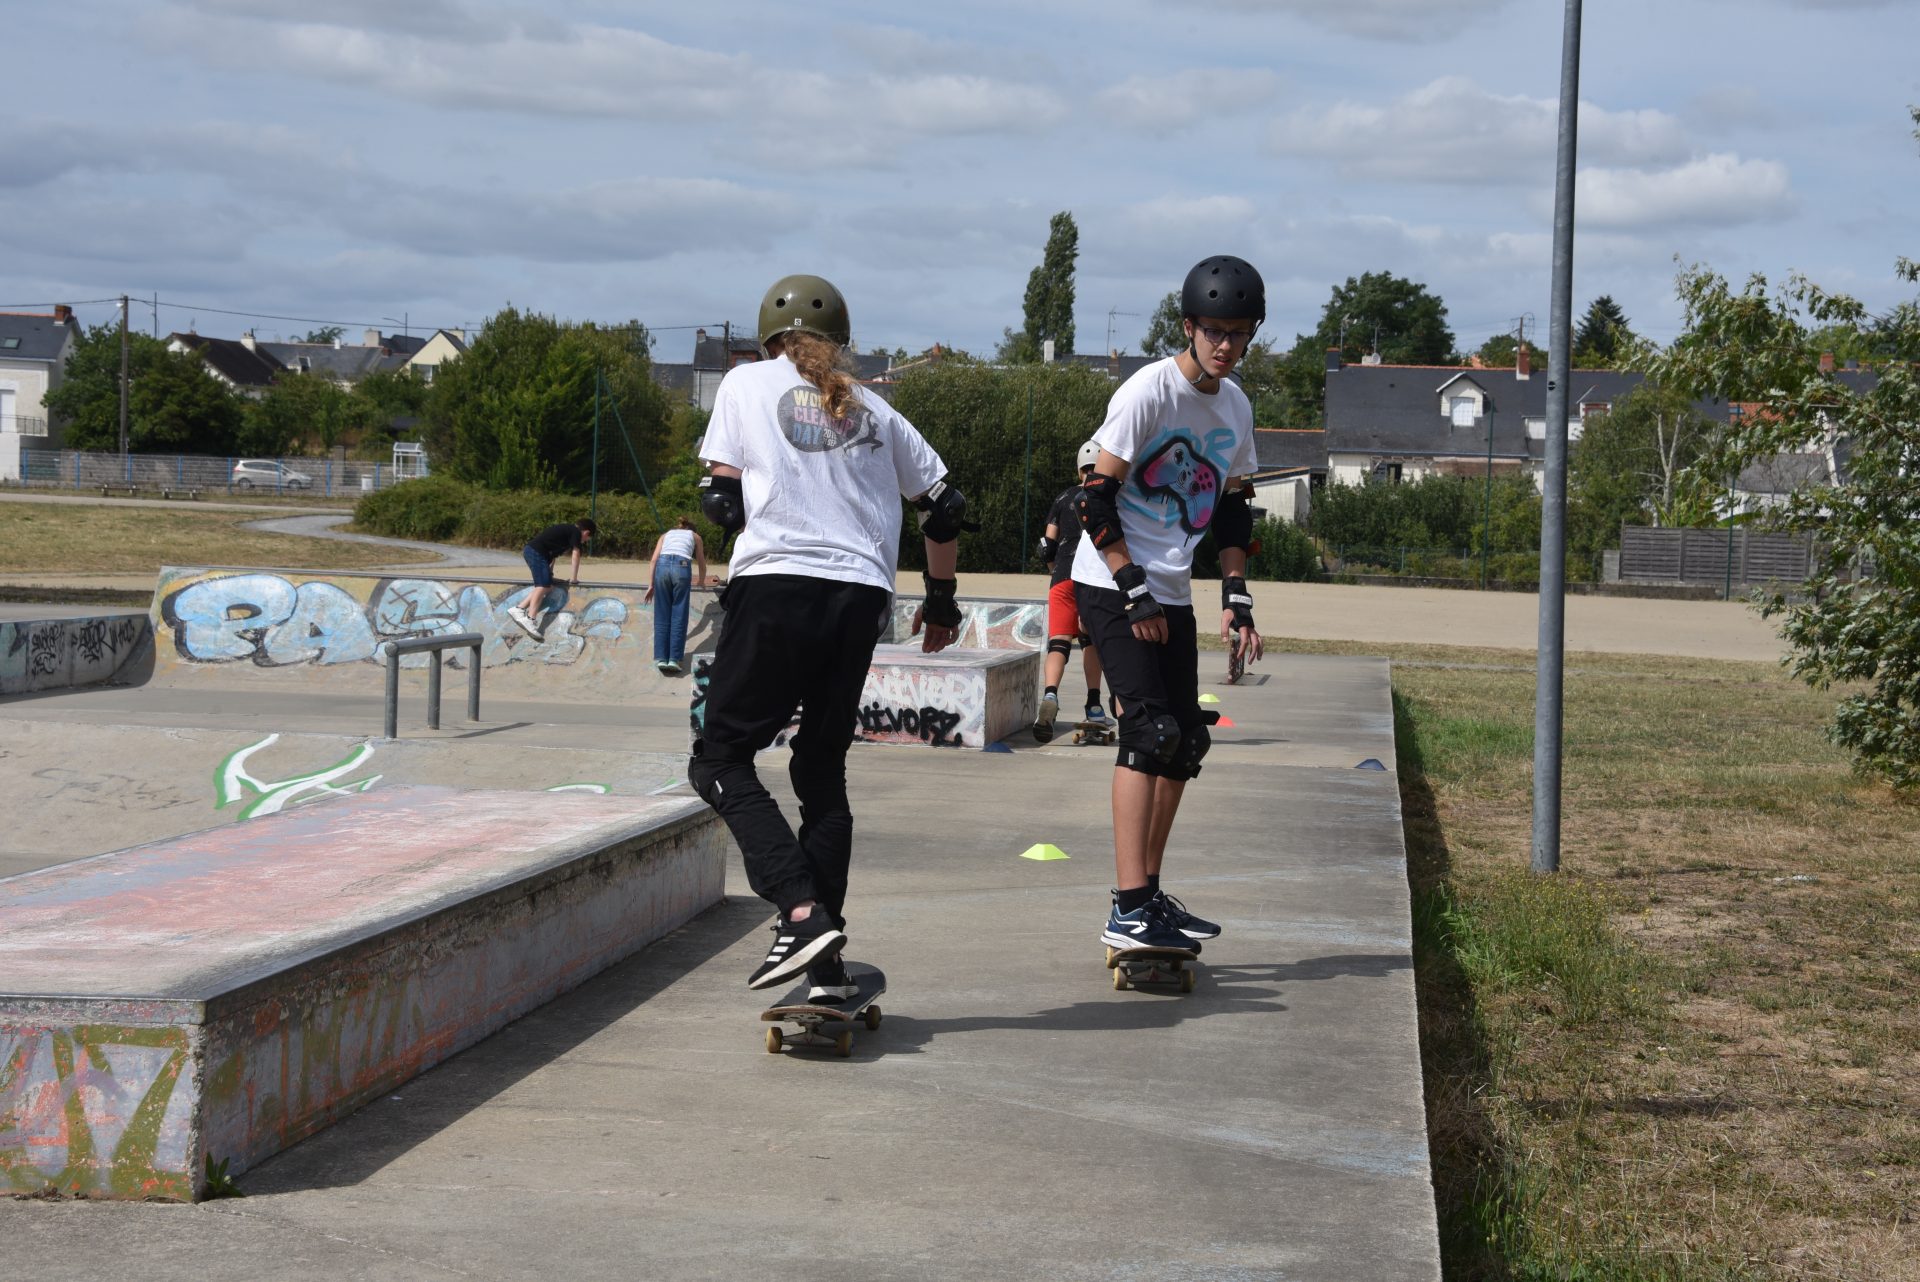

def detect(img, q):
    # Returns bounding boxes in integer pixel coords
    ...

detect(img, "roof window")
[1,338,19,349]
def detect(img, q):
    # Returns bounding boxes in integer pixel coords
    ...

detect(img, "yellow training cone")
[1020,843,1070,861]
[1197,693,1221,704]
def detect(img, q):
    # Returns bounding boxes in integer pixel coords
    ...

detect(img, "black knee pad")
[1165,722,1212,781]
[1115,710,1182,776]
[1046,636,1074,660]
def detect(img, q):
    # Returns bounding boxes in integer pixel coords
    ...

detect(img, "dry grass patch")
[1296,635,1918,1280]
[0,500,440,575]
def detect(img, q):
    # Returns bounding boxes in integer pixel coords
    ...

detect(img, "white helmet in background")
[1076,440,1101,471]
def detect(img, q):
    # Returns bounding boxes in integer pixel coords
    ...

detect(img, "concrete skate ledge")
[0,785,726,1200]
[859,644,1038,748]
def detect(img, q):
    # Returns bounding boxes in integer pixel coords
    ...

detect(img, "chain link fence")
[7,449,422,499]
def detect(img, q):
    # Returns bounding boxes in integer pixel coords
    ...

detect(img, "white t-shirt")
[700,354,948,591]
[1071,357,1257,607]
[655,528,697,560]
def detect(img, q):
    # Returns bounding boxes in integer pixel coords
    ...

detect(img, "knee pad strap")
[1046,636,1074,659]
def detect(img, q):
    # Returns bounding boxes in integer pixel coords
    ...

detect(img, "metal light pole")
[1482,408,1495,589]
[118,295,130,459]
[1531,0,1583,875]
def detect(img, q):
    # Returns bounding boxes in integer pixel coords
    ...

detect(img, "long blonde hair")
[778,330,858,422]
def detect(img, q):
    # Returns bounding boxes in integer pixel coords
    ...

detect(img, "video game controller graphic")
[1135,435,1221,535]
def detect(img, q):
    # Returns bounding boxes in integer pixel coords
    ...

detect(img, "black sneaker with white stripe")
[1153,890,1221,941]
[806,953,860,1005]
[747,912,848,990]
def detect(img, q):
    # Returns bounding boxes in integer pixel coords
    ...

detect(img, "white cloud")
[1165,0,1513,41]
[145,3,1067,162]
[1576,154,1794,229]
[1095,68,1283,134]
[1269,77,1691,183]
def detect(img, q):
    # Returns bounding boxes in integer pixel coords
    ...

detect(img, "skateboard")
[688,654,714,754]
[1070,718,1116,746]
[761,961,886,1057]
[1105,944,1199,993]
[1226,632,1246,685]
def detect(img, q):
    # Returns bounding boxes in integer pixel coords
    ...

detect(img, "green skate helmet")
[758,274,850,349]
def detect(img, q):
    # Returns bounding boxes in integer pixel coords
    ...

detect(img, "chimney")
[1818,351,1835,373]
[240,330,257,351]
[1516,343,1531,380]
[364,328,381,347]
[1325,347,1343,372]
[1109,348,1120,377]
[52,304,72,323]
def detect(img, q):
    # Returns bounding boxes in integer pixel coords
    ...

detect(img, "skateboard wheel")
[765,1027,783,1054]
[1113,968,1130,991]
[835,1030,854,1058]
[1104,947,1118,968]
[863,1005,882,1031]
[1181,968,1197,993]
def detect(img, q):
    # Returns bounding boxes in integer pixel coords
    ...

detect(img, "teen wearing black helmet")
[689,273,972,997]
[1071,255,1267,956]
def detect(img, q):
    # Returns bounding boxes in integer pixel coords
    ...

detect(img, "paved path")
[2,655,1438,1280]
[240,512,521,569]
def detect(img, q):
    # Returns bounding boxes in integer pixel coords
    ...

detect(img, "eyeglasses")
[1194,324,1256,348]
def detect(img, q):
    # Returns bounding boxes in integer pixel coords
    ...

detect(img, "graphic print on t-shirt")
[777,385,881,453]
[1123,426,1235,536]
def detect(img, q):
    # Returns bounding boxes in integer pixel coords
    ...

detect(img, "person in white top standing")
[1069,256,1268,956]
[689,274,973,997]
[644,517,707,675]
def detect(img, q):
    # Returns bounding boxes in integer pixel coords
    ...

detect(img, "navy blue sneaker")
[748,913,847,990]
[1153,890,1221,941]
[1101,897,1193,953]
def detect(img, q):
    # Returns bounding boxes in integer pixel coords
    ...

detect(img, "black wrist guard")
[1222,575,1255,632]
[1035,534,1059,565]
[921,574,962,629]
[1113,562,1163,625]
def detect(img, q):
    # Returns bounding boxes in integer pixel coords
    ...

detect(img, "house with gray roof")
[0,306,82,462]
[1322,348,1678,489]
[167,332,285,394]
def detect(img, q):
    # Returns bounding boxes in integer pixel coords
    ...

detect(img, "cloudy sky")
[7,0,1916,364]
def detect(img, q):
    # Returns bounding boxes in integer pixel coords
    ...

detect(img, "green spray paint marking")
[214,734,383,819]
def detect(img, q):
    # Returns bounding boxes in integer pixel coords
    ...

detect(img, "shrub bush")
[352,475,477,541]
[354,477,671,560]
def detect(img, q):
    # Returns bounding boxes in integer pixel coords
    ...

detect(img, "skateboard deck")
[688,653,714,754]
[1226,633,1246,684]
[761,961,886,1056]
[1105,944,1199,993]
[1070,719,1116,746]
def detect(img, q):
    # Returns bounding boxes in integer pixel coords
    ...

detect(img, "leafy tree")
[46,323,243,454]
[423,308,669,493]
[1234,340,1323,428]
[1573,296,1633,366]
[1018,210,1078,360]
[300,326,345,344]
[1309,271,1456,366]
[1568,382,1719,543]
[1645,200,1920,785]
[889,362,1116,571]
[1140,291,1184,357]
[1474,332,1543,369]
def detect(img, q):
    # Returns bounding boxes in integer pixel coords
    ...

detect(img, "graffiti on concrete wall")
[857,663,984,747]
[0,1024,195,1199]
[159,571,632,670]
[890,599,1047,653]
[1,614,151,696]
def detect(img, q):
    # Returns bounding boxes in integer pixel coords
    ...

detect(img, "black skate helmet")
[1180,256,1265,325]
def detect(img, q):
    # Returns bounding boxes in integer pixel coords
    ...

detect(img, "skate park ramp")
[5,569,1443,1278]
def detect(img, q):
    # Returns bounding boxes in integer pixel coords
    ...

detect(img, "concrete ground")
[3,647,1436,1281]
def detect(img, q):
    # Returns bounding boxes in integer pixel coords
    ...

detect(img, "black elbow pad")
[1074,472,1125,550]
[915,477,978,544]
[699,473,745,534]
[1213,482,1254,552]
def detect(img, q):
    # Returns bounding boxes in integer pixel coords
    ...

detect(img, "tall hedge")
[888,362,1118,573]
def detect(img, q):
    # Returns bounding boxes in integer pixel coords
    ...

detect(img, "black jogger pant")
[686,573,891,921]
[1077,583,1203,777]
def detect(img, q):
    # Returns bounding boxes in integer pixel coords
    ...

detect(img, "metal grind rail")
[383,631,482,738]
